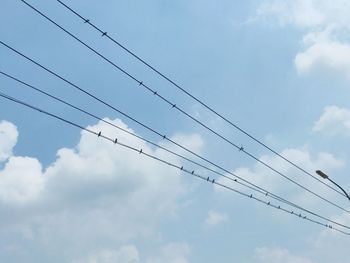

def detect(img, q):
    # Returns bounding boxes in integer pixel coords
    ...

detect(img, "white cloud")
[0,156,44,203]
[204,210,228,227]
[158,132,204,161]
[0,120,18,162]
[0,119,199,262]
[251,202,348,263]
[311,210,350,263]
[73,243,190,263]
[255,247,314,263]
[147,243,190,263]
[72,245,140,263]
[295,33,350,76]
[215,147,344,207]
[254,0,324,28]
[254,0,350,78]
[255,0,350,29]
[313,106,350,136]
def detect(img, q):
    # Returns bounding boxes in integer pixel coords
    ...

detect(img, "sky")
[1,0,350,262]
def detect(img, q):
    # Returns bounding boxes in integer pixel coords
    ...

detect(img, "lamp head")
[316,170,329,179]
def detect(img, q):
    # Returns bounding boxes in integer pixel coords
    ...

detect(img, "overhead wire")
[0,69,268,196]
[2,38,350,216]
[12,0,349,210]
[3,69,350,230]
[0,90,349,236]
[54,0,345,199]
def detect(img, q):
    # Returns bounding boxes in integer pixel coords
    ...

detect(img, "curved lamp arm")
[316,170,350,201]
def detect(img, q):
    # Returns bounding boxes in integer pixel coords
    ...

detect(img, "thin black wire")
[0,41,278,206]
[2,40,350,218]
[0,70,266,195]
[12,0,349,209]
[19,0,346,201]
[3,70,349,230]
[54,0,344,198]
[4,71,347,233]
[0,91,349,236]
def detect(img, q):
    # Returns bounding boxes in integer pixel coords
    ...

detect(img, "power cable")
[1,38,349,215]
[0,69,267,196]
[3,69,349,230]
[0,90,349,236]
[54,0,345,198]
[10,0,349,209]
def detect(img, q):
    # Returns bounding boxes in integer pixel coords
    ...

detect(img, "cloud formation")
[0,156,44,203]
[147,243,190,263]
[72,245,140,263]
[204,210,229,227]
[216,147,344,206]
[313,105,350,136]
[73,243,190,263]
[312,209,350,262]
[0,119,200,262]
[255,247,314,263]
[254,0,350,78]
[0,120,18,162]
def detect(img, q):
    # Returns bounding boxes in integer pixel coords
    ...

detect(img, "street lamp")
[316,170,350,201]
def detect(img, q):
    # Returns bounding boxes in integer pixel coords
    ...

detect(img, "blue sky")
[1,0,350,262]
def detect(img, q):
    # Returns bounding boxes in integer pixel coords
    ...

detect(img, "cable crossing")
[1,38,349,215]
[54,0,346,198]
[2,69,350,230]
[0,90,349,236]
[8,0,350,211]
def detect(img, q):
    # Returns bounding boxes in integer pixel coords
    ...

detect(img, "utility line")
[0,41,276,204]
[0,70,267,196]
[1,38,349,215]
[3,69,349,230]
[12,0,349,209]
[54,0,345,198]
[2,39,350,218]
[0,90,349,236]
